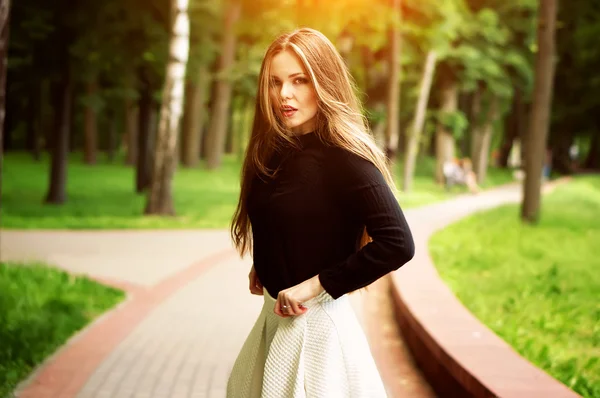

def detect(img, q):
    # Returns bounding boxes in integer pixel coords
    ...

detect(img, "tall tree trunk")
[239,97,254,159]
[145,0,190,215]
[225,100,236,154]
[584,132,599,170]
[469,85,483,161]
[83,79,98,164]
[435,72,458,184]
[204,0,241,169]
[472,96,499,183]
[124,98,138,165]
[457,92,472,157]
[45,70,72,204]
[181,65,207,167]
[402,51,436,192]
[0,0,9,208]
[26,82,41,160]
[106,108,117,162]
[136,73,153,193]
[521,0,558,223]
[498,88,523,168]
[385,0,402,168]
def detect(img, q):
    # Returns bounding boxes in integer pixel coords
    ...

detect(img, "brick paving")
[1,180,561,398]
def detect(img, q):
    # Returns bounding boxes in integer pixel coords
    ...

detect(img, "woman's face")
[269,49,318,135]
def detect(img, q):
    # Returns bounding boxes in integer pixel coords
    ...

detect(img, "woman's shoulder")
[324,145,378,170]
[323,145,386,187]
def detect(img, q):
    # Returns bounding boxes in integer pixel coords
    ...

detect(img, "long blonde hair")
[230,27,396,257]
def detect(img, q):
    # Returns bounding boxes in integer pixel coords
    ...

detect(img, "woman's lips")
[282,107,297,117]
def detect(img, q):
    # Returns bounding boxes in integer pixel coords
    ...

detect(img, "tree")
[521,0,558,223]
[0,0,10,208]
[44,0,78,205]
[204,0,241,170]
[145,0,190,215]
[44,60,72,204]
[384,0,402,166]
[180,0,219,168]
[402,51,437,192]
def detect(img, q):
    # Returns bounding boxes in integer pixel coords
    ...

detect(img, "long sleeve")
[318,150,415,299]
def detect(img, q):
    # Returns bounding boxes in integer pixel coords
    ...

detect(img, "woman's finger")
[250,274,260,295]
[275,293,291,318]
[249,272,258,294]
[275,299,289,318]
[248,267,264,295]
[254,278,264,295]
[287,295,307,316]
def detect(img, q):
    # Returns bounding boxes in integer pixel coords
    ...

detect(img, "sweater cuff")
[318,272,347,300]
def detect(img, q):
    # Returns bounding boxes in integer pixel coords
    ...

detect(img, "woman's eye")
[270,79,281,87]
[294,78,308,84]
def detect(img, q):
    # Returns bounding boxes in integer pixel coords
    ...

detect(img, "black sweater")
[247,132,415,300]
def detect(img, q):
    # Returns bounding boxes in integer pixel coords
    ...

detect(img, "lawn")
[0,262,125,397]
[429,175,600,398]
[1,151,514,229]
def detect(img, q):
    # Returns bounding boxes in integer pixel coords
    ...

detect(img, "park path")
[1,180,559,398]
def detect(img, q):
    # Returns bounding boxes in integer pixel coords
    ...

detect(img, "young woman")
[227,27,415,397]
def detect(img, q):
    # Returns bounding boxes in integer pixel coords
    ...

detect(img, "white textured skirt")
[226,288,388,398]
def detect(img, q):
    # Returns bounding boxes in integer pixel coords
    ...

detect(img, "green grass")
[429,175,600,398]
[0,262,125,397]
[1,151,514,229]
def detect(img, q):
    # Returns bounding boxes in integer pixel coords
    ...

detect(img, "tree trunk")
[239,97,254,159]
[136,75,153,193]
[0,0,9,208]
[124,98,138,165]
[521,0,558,223]
[584,132,599,170]
[385,0,401,168]
[225,101,236,154]
[45,71,72,204]
[458,92,472,157]
[83,79,98,164]
[498,88,523,168]
[145,0,190,215]
[26,83,41,160]
[469,86,483,161]
[435,73,458,184]
[204,0,241,169]
[106,108,117,162]
[181,65,207,167]
[402,51,436,192]
[473,96,499,184]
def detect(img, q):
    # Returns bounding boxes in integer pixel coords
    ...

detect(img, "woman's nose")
[280,82,293,99]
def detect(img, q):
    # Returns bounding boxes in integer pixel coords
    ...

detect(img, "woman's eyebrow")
[270,72,306,80]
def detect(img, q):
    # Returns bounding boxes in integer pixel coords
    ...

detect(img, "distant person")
[569,143,579,170]
[443,157,480,194]
[543,148,553,180]
[226,28,414,397]
[508,138,522,169]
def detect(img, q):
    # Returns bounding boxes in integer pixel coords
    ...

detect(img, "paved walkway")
[1,181,560,398]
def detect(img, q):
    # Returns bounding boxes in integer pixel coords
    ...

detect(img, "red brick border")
[15,248,237,398]
[389,179,580,398]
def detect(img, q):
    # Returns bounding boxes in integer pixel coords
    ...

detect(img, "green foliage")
[429,176,600,397]
[551,0,600,144]
[433,109,469,139]
[0,262,124,397]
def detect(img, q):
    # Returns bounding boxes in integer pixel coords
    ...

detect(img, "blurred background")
[2,0,598,227]
[0,0,598,397]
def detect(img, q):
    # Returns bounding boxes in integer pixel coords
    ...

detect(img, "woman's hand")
[275,275,325,318]
[249,265,264,295]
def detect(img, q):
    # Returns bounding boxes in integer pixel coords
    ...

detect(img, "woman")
[227,27,415,398]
